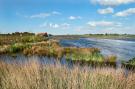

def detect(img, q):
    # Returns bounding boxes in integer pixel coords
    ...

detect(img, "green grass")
[0,60,135,89]
[0,33,47,45]
[123,57,135,66]
[65,52,104,62]
[52,34,135,40]
[84,34,135,39]
[63,47,104,62]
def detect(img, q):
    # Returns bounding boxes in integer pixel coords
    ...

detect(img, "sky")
[0,0,135,35]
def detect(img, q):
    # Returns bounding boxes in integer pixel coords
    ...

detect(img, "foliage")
[21,36,48,43]
[8,43,31,53]
[105,55,117,63]
[124,57,135,66]
[64,47,104,62]
[0,34,47,45]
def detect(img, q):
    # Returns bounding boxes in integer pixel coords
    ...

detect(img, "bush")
[8,43,31,53]
[105,55,117,63]
[124,57,135,66]
[21,36,47,43]
[0,45,9,54]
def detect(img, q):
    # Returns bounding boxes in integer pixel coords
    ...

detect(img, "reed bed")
[0,60,135,89]
[0,40,104,62]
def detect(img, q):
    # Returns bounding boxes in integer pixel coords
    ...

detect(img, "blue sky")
[0,0,135,35]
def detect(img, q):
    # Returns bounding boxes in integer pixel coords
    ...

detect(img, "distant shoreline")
[52,34,135,41]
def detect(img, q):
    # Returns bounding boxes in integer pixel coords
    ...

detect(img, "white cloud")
[98,7,114,14]
[115,8,135,17]
[40,23,59,28]
[40,22,70,29]
[87,21,122,27]
[30,13,51,18]
[91,0,135,6]
[52,11,62,15]
[30,11,61,18]
[69,16,82,20]
[49,23,60,29]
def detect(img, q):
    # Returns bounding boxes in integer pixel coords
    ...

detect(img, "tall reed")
[0,59,135,89]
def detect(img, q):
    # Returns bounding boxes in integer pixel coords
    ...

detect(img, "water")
[0,38,135,69]
[0,54,73,67]
[60,38,135,61]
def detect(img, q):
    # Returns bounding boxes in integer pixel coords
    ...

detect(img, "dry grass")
[0,40,102,62]
[0,60,135,89]
[22,41,102,61]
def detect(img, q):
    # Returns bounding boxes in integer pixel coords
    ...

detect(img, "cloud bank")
[91,0,135,6]
[40,22,70,29]
[87,21,122,27]
[29,11,61,18]
[115,8,135,17]
[98,7,114,14]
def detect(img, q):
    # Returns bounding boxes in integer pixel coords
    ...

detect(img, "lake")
[60,38,135,61]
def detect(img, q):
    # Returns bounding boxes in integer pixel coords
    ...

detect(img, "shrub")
[21,36,47,43]
[23,46,50,56]
[0,45,9,54]
[105,55,117,63]
[124,57,135,66]
[64,48,103,62]
[8,43,31,53]
[9,44,23,53]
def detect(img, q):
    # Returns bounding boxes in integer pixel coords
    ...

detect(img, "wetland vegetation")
[0,60,135,89]
[0,33,135,66]
[0,32,135,89]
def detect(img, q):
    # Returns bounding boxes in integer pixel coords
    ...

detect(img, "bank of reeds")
[122,57,135,69]
[0,40,105,62]
[0,60,135,89]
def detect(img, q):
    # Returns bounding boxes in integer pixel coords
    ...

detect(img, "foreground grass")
[0,60,135,89]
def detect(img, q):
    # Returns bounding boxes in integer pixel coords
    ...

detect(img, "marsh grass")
[127,58,135,65]
[105,55,117,63]
[0,60,135,89]
[0,40,118,64]
[122,58,135,68]
[4,41,102,62]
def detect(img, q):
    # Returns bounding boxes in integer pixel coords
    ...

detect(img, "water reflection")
[0,54,73,68]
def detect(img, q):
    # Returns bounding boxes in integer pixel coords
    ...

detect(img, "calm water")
[60,38,135,61]
[0,54,73,67]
